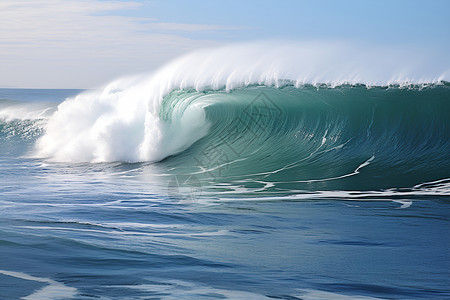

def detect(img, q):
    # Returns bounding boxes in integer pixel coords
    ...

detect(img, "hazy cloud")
[0,0,240,88]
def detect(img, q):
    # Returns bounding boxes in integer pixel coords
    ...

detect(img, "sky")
[1,0,449,88]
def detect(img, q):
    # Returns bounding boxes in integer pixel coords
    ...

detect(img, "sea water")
[0,43,449,299]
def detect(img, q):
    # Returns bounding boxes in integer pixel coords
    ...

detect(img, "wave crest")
[34,42,449,165]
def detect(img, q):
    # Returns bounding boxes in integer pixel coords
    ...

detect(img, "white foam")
[296,288,385,299]
[393,200,413,209]
[106,280,386,299]
[35,41,449,163]
[106,280,273,299]
[215,177,450,203]
[16,225,229,238]
[0,269,77,300]
[0,102,56,122]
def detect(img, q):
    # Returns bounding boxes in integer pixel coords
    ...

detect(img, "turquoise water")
[0,86,449,299]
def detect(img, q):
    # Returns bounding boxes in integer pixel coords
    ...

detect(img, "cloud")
[0,0,242,88]
[143,22,249,32]
[0,1,142,44]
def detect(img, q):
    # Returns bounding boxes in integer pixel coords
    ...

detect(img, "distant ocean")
[1,44,449,299]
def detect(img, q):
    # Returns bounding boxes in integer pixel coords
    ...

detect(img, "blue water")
[0,88,84,103]
[0,87,449,299]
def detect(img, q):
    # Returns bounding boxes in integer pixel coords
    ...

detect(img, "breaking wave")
[1,42,449,189]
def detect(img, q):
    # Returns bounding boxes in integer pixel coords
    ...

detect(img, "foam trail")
[296,288,383,299]
[105,280,385,299]
[0,269,77,300]
[35,41,448,163]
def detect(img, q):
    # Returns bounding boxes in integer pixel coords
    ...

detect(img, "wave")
[0,99,57,122]
[0,100,56,142]
[2,42,449,189]
[24,83,450,190]
[163,84,449,189]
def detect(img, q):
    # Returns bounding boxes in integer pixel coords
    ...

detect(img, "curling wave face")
[160,85,450,190]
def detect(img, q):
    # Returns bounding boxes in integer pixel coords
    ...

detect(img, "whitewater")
[0,42,449,299]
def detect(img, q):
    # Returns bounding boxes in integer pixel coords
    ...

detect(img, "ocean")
[0,46,449,299]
